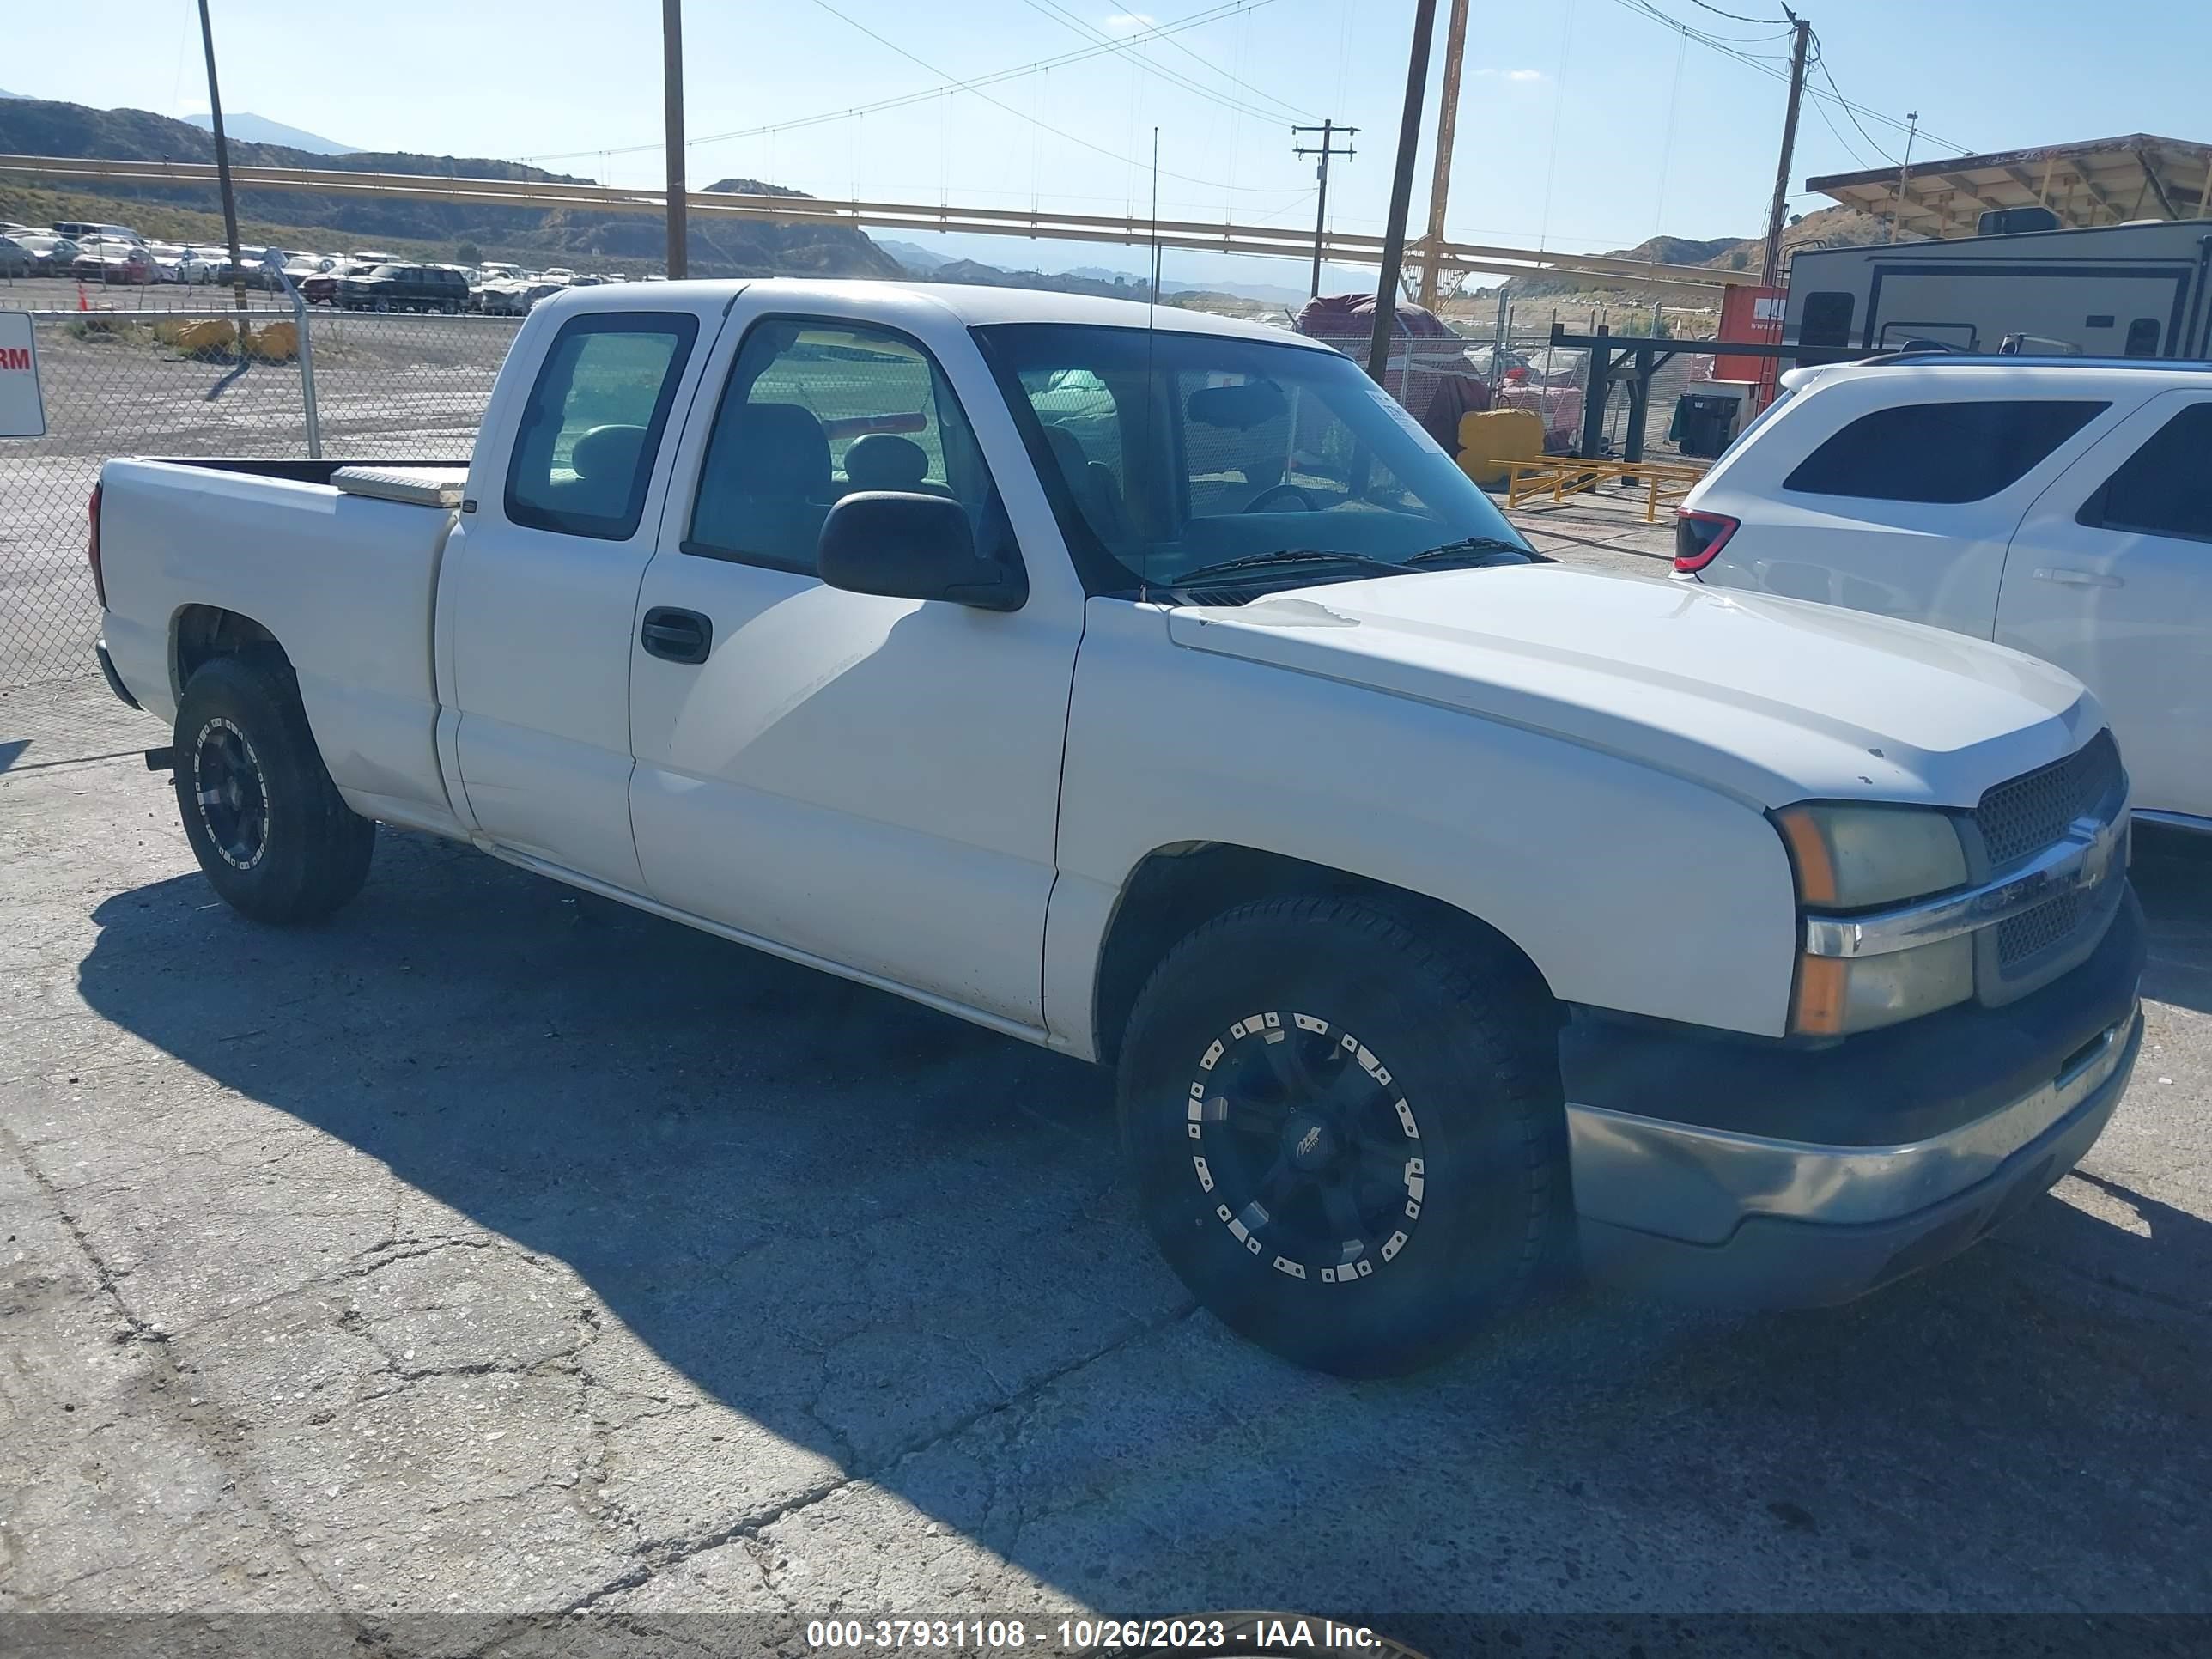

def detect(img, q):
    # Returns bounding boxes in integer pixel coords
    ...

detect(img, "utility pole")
[663,0,689,278]
[1291,122,1357,300]
[1759,11,1812,286]
[195,0,248,313]
[1418,0,1471,310]
[1368,0,1440,385]
[1886,111,1918,243]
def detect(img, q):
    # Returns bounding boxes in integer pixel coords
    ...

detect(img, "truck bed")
[98,457,467,837]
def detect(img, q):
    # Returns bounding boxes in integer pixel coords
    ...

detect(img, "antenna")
[1142,125,1161,605]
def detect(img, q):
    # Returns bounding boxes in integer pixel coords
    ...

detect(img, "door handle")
[2031,567,2124,589]
[640,606,713,665]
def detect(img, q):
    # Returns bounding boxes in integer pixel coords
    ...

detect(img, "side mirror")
[817,492,1026,611]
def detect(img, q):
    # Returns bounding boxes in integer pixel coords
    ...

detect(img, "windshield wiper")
[1170,548,1411,585]
[1401,535,1538,567]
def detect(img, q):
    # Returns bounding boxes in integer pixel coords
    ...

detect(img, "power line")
[513,0,1301,174]
[1017,0,1320,125]
[1808,33,1897,167]
[1605,0,1970,154]
[802,0,1310,193]
[1682,0,1789,25]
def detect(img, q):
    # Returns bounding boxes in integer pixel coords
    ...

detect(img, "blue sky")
[11,0,2209,282]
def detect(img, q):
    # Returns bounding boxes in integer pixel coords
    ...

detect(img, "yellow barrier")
[1503,457,1708,524]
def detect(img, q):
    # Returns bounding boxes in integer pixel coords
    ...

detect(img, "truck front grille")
[1973,730,2121,870]
[1997,891,2080,969]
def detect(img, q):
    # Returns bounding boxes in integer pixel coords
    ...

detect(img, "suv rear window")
[1784,399,2107,504]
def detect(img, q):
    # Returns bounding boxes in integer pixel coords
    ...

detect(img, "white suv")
[1677,357,2211,828]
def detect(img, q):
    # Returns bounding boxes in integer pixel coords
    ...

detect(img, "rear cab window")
[505,312,701,540]
[1784,399,2108,505]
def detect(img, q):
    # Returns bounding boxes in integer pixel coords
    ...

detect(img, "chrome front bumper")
[1570,1003,2142,1307]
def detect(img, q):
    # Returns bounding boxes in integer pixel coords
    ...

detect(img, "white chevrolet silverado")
[91,281,2144,1374]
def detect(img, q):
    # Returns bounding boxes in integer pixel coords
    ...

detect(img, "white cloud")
[1474,67,1545,82]
[1103,10,1158,31]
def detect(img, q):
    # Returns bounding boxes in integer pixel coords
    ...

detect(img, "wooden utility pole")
[1759,13,1812,285]
[1368,0,1441,383]
[1418,0,1471,310]
[195,0,248,312]
[663,0,689,278]
[1291,121,1357,299]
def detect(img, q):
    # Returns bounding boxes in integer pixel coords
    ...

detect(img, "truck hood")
[1164,565,2100,809]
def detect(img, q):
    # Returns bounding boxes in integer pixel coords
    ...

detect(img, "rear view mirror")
[817,492,1026,611]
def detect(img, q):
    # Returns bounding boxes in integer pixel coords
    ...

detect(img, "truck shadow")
[69,836,2212,1614]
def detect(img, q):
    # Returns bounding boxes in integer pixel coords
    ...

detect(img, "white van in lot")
[1676,357,2210,828]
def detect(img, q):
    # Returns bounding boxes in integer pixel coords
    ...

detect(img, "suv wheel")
[1119,895,1567,1376]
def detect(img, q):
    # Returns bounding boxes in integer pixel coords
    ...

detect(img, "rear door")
[624,293,1085,1026]
[438,299,720,889]
[1999,389,2212,821]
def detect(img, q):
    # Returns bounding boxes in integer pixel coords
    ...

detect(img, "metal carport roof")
[1807,134,2212,238]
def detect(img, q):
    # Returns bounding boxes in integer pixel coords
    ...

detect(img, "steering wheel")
[1241,482,1322,514]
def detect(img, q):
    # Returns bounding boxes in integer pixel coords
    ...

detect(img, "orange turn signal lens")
[1790,954,1849,1037]
[1774,806,1840,908]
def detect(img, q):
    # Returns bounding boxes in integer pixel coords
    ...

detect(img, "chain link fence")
[1,306,506,688]
[0,297,1715,691]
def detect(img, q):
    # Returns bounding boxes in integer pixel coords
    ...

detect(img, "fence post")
[275,266,322,459]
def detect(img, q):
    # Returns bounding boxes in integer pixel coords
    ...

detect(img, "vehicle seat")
[690,402,834,566]
[567,424,648,520]
[1043,424,1132,545]
[842,433,949,497]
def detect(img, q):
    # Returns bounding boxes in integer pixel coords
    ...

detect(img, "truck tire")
[1118,895,1566,1376]
[173,652,376,924]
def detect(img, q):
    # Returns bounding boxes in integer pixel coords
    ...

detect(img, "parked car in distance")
[0,234,32,278]
[337,263,471,313]
[53,221,143,246]
[92,281,2146,1376]
[16,234,82,276]
[1678,356,2211,829]
[72,241,155,284]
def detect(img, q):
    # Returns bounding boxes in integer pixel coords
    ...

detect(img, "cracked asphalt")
[4,649,2212,1644]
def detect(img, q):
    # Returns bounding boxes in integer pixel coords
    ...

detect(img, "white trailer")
[1785,220,2212,359]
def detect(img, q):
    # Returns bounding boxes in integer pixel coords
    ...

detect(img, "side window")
[1799,291,1855,349]
[504,313,700,541]
[2078,403,2212,544]
[2124,318,2161,358]
[686,319,991,574]
[1783,400,2108,505]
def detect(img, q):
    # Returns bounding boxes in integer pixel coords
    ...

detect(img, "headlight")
[1775,803,1972,1036]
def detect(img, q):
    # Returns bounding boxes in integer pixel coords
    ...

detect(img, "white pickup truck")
[91,281,2144,1375]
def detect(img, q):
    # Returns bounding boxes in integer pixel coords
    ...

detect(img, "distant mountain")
[878,238,951,271]
[1490,207,1899,302]
[0,97,897,278]
[0,88,26,100]
[185,112,356,155]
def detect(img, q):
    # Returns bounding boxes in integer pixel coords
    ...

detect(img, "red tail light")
[88,482,106,607]
[1674,509,1739,574]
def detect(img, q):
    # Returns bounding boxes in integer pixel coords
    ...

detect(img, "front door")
[441,304,713,888]
[1999,390,2212,821]
[626,301,1084,1027]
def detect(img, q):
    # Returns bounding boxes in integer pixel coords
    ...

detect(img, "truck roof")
[549,276,1328,348]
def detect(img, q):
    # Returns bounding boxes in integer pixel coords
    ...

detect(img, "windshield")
[979,321,1529,594]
